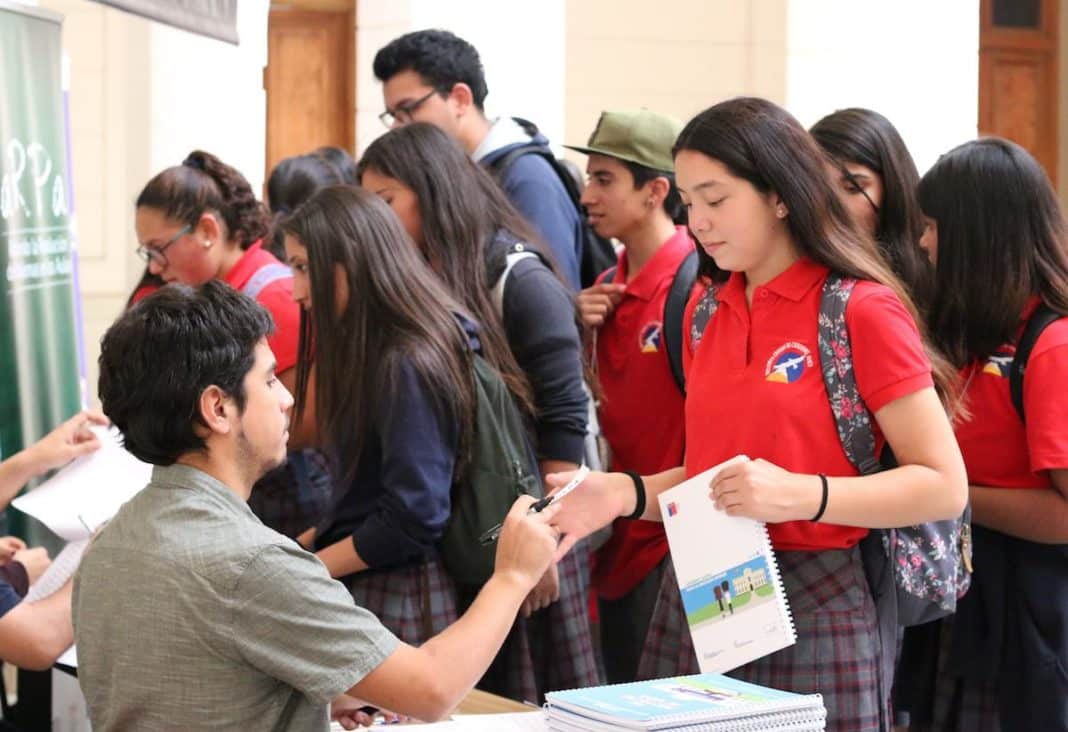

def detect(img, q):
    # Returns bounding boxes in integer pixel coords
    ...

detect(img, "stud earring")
[203,240,211,248]
[776,206,787,219]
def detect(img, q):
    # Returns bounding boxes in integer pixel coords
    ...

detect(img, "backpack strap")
[1009,303,1060,422]
[241,262,292,300]
[491,243,539,314]
[816,274,882,476]
[663,250,699,394]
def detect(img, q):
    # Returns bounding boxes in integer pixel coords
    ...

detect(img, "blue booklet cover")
[546,673,822,729]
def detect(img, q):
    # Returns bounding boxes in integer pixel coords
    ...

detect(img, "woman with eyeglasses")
[810,109,932,308]
[132,150,319,536]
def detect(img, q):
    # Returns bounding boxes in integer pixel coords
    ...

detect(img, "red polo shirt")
[592,226,693,599]
[681,258,933,551]
[222,241,300,374]
[955,297,1068,489]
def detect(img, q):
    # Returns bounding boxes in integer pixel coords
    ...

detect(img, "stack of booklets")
[544,674,826,731]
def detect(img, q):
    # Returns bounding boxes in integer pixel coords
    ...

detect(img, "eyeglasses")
[378,90,437,128]
[136,224,191,267]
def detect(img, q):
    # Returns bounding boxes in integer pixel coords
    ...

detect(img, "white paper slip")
[450,712,547,730]
[24,538,89,603]
[56,644,77,668]
[12,426,151,541]
[658,456,796,674]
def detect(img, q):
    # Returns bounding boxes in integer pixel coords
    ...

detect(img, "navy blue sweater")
[314,330,478,572]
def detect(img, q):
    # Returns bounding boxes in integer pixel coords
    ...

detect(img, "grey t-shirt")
[72,463,399,731]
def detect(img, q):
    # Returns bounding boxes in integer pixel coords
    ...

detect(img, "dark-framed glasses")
[378,89,437,128]
[136,224,191,267]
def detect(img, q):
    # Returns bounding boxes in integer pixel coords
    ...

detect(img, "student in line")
[567,108,693,683]
[133,151,317,536]
[810,108,931,307]
[265,152,347,259]
[372,29,586,289]
[902,138,1068,732]
[0,410,105,669]
[544,98,968,731]
[291,154,597,700]
[75,279,562,731]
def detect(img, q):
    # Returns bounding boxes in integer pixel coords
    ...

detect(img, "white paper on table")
[450,712,547,730]
[330,722,458,731]
[24,538,89,603]
[11,426,151,541]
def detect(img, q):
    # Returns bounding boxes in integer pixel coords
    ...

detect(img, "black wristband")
[812,473,829,522]
[621,471,646,520]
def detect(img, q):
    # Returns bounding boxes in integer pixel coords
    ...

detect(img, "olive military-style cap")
[565,108,682,173]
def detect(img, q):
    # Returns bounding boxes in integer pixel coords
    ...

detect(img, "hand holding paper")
[12,426,151,541]
[710,457,819,523]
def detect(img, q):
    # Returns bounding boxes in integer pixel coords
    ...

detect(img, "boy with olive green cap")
[567,109,698,683]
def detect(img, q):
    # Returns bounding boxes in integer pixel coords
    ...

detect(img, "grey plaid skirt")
[342,555,460,646]
[637,546,886,731]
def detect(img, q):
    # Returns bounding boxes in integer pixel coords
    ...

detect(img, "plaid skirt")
[342,555,460,646]
[638,547,885,732]
[903,617,1000,732]
[461,540,603,704]
[249,449,334,539]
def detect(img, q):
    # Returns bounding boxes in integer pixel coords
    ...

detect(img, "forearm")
[814,464,966,528]
[0,450,41,509]
[413,572,528,707]
[632,467,687,522]
[315,538,368,578]
[0,581,73,670]
[970,484,1068,543]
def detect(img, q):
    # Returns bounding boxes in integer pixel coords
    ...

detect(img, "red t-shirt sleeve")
[256,282,301,374]
[847,283,933,414]
[1025,321,1068,472]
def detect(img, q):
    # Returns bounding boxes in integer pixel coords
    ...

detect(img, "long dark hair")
[810,108,931,306]
[282,186,477,486]
[675,97,957,406]
[356,123,550,413]
[136,150,270,248]
[920,137,1068,366]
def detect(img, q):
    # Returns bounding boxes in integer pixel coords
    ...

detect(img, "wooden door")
[264,5,354,178]
[979,0,1059,185]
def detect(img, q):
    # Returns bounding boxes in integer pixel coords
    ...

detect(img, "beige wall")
[564,0,788,154]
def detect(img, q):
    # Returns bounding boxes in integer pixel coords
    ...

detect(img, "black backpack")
[438,353,543,587]
[483,118,617,289]
[601,249,699,394]
[1009,303,1060,420]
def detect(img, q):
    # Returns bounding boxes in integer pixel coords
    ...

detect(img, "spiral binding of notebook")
[759,518,798,649]
[544,673,826,731]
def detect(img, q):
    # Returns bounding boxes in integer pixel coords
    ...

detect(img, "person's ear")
[644,176,671,208]
[196,385,234,437]
[196,211,225,247]
[448,82,475,117]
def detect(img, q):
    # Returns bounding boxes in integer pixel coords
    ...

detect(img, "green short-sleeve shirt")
[73,464,399,731]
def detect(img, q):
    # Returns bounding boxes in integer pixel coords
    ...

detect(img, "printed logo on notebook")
[764,342,813,384]
[640,321,663,353]
[666,502,678,517]
[982,347,1014,377]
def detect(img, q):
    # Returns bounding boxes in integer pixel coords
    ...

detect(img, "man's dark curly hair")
[98,280,274,465]
[373,29,488,111]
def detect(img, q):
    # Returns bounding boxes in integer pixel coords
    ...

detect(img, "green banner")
[0,3,83,535]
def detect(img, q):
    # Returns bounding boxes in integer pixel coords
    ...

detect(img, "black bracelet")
[621,471,646,520]
[812,473,829,522]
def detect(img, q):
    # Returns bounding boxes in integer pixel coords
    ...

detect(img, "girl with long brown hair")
[355,123,601,701]
[545,98,967,731]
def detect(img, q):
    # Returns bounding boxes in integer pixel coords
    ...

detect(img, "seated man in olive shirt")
[73,281,561,731]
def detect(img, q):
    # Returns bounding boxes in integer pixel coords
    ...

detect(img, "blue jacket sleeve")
[501,154,583,291]
[502,258,588,464]
[350,361,458,569]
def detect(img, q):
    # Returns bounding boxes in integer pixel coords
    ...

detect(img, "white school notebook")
[658,458,796,674]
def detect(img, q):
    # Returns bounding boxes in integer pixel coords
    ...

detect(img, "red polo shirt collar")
[611,226,693,301]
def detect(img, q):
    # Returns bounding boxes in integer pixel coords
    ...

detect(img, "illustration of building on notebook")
[680,555,776,626]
